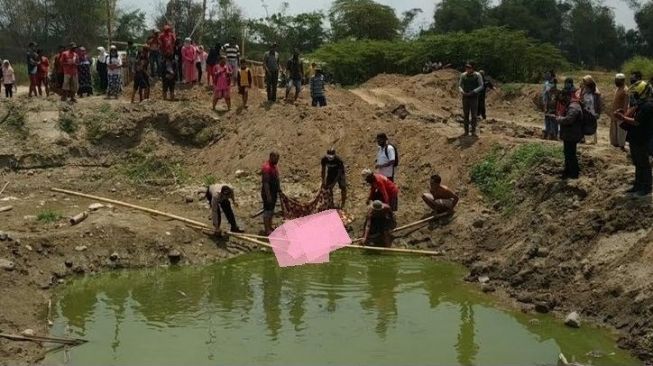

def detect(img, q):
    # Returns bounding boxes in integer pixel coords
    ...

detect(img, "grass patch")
[202,175,217,186]
[122,152,188,185]
[501,83,524,100]
[84,103,120,143]
[58,113,78,134]
[471,143,562,212]
[37,210,63,223]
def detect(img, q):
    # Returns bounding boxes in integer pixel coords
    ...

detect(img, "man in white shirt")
[375,133,397,181]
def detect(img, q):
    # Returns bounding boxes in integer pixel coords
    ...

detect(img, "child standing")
[161,56,177,101]
[212,57,232,111]
[1,60,16,98]
[237,60,252,108]
[309,67,327,107]
[131,58,150,103]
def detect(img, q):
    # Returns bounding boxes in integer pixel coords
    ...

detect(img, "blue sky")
[120,0,637,30]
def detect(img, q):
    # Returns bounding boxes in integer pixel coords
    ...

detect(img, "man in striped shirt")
[222,37,240,85]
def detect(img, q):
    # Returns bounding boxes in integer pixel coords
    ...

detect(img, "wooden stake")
[69,211,89,225]
[0,182,8,197]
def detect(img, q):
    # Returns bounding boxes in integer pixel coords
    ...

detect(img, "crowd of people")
[538,70,653,197]
[3,28,328,111]
[205,132,459,247]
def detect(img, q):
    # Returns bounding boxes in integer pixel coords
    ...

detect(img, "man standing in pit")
[321,149,347,209]
[262,152,281,235]
[458,62,484,136]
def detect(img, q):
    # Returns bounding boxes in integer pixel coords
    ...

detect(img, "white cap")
[615,73,626,80]
[361,168,373,177]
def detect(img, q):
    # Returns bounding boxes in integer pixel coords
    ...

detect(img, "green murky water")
[45,252,638,366]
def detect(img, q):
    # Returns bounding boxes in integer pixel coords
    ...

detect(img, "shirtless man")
[422,174,459,214]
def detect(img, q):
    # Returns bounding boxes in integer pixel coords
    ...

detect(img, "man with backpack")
[614,80,653,197]
[552,85,583,179]
[375,133,398,182]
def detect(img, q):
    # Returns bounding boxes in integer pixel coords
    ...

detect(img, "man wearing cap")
[60,43,79,102]
[363,169,398,212]
[205,184,245,234]
[321,149,347,208]
[263,43,280,102]
[611,73,629,149]
[262,152,282,235]
[458,62,484,136]
[614,80,653,197]
[363,200,396,247]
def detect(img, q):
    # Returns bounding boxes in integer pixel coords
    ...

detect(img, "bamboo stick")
[351,212,449,244]
[51,188,208,228]
[0,182,8,197]
[0,333,87,346]
[346,244,442,256]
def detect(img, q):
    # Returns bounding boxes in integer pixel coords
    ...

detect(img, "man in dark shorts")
[262,152,281,235]
[363,200,396,247]
[161,55,177,100]
[131,58,150,103]
[321,148,347,208]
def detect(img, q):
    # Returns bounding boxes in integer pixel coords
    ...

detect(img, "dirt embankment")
[0,70,652,364]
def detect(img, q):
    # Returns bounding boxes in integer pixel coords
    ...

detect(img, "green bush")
[471,143,562,212]
[203,175,217,186]
[311,27,569,85]
[58,113,78,134]
[122,152,188,186]
[622,56,653,81]
[37,210,63,223]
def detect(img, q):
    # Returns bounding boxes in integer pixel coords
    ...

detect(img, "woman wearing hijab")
[181,38,197,84]
[96,47,108,92]
[77,47,93,97]
[106,46,123,98]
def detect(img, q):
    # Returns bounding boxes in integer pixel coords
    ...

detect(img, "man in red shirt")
[60,42,79,102]
[261,152,281,235]
[362,168,398,211]
[159,25,177,58]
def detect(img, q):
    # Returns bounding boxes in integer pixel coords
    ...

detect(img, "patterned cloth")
[107,74,122,96]
[280,188,334,220]
[78,62,93,95]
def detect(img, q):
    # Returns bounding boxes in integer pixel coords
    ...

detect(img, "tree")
[400,8,423,38]
[432,0,490,33]
[114,10,147,43]
[203,0,245,46]
[562,0,623,68]
[488,0,566,47]
[636,1,653,55]
[154,0,204,40]
[248,11,327,55]
[329,0,401,41]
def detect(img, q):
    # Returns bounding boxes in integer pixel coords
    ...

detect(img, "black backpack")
[579,103,598,136]
[384,144,399,167]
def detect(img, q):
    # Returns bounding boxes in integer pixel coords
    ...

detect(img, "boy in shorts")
[237,60,253,108]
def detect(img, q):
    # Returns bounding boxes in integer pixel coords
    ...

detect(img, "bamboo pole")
[0,333,87,346]
[351,212,449,244]
[0,182,8,197]
[51,188,443,256]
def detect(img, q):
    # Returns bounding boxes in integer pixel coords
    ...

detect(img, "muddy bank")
[1,70,653,365]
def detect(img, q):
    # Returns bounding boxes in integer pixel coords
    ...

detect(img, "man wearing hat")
[458,62,484,136]
[614,80,653,197]
[362,200,396,247]
[362,168,398,211]
[321,149,347,208]
[263,43,280,102]
[611,73,629,149]
[60,42,79,102]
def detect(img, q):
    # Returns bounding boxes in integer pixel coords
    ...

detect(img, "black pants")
[217,200,239,229]
[97,64,108,91]
[4,84,12,98]
[563,140,579,178]
[196,62,202,83]
[462,95,479,134]
[630,142,652,191]
[478,92,486,119]
[266,71,279,101]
